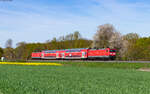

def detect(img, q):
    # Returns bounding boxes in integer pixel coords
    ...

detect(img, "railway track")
[28,60,150,63]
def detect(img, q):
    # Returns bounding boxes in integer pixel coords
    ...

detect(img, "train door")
[41,52,44,59]
[82,52,85,58]
[56,53,59,59]
[61,53,65,59]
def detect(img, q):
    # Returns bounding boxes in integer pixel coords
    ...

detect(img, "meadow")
[0,62,150,94]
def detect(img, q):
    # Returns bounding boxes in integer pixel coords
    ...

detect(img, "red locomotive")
[31,48,116,60]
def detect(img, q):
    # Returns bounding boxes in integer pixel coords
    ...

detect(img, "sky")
[0,0,150,48]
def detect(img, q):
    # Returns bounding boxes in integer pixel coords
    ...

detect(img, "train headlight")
[69,54,72,56]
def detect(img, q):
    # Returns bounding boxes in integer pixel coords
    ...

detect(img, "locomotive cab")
[109,49,116,60]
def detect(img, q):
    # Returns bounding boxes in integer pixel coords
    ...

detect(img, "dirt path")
[138,68,150,72]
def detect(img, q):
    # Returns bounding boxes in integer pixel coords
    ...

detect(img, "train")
[31,48,116,60]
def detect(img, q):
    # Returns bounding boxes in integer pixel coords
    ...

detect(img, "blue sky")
[0,0,150,48]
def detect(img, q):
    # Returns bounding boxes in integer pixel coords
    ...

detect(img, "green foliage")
[0,47,3,58]
[20,43,47,60]
[123,33,139,41]
[0,65,150,94]
[4,47,15,60]
[124,37,150,60]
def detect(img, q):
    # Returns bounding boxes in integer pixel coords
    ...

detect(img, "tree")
[123,33,140,60]
[123,33,139,41]
[15,42,26,60]
[4,39,15,60]
[4,48,15,60]
[5,39,13,48]
[0,47,3,58]
[45,31,91,50]
[73,31,81,40]
[92,24,130,60]
[65,34,74,41]
[109,32,123,49]
[93,24,116,48]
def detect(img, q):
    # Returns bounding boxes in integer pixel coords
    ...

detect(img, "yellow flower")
[0,62,62,66]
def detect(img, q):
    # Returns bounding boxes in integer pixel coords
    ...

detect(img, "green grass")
[60,62,150,69]
[0,65,150,94]
[28,61,150,69]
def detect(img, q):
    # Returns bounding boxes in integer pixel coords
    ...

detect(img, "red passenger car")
[41,50,66,59]
[31,48,116,60]
[31,52,42,59]
[64,48,88,59]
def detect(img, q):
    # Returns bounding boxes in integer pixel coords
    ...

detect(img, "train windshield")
[110,50,116,52]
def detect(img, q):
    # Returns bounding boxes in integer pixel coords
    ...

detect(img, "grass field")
[0,62,150,94]
[60,62,150,69]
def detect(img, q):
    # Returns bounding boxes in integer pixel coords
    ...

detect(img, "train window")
[110,50,116,52]
[106,50,108,52]
[66,49,81,52]
[45,51,56,53]
[66,50,70,52]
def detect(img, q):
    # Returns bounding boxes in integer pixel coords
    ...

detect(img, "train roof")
[90,48,110,50]
[32,52,41,53]
[32,48,116,53]
[42,48,88,52]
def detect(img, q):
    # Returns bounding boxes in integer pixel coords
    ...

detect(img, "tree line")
[0,24,150,61]
[0,31,92,61]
